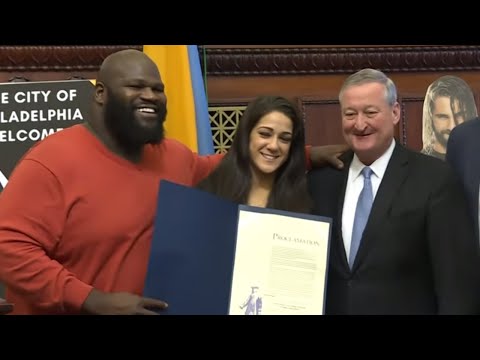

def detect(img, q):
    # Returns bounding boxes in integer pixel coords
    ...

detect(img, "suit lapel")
[351,143,409,272]
[470,149,480,242]
[336,151,354,271]
[469,123,480,242]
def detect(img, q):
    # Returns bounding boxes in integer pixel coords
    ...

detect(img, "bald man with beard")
[0,50,225,314]
[0,50,345,314]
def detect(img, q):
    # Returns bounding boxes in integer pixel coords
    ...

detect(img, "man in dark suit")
[446,117,480,243]
[308,68,480,315]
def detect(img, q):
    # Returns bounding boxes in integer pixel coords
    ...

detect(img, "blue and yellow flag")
[143,45,214,155]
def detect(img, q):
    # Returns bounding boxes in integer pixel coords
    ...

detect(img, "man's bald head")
[98,49,161,87]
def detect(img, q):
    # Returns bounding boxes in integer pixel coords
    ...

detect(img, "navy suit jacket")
[446,117,480,242]
[308,142,480,315]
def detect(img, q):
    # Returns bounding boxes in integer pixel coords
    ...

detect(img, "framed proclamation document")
[144,180,332,315]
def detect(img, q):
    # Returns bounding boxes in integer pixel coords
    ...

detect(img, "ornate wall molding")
[5,45,476,75]
[0,46,142,71]
[203,46,480,76]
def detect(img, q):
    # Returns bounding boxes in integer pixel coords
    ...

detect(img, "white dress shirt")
[342,139,396,260]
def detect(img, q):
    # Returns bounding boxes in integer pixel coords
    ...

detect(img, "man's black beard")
[104,92,167,152]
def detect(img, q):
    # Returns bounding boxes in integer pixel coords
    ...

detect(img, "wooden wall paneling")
[475,92,480,116]
[207,75,345,104]
[400,97,425,151]
[300,97,343,146]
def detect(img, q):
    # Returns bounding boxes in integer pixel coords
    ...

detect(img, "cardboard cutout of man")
[422,75,478,160]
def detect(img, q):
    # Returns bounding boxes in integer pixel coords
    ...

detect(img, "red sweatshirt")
[0,125,222,314]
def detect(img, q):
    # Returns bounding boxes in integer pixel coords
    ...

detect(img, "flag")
[143,45,214,155]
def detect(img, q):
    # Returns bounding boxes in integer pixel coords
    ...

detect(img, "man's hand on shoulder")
[310,144,349,170]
